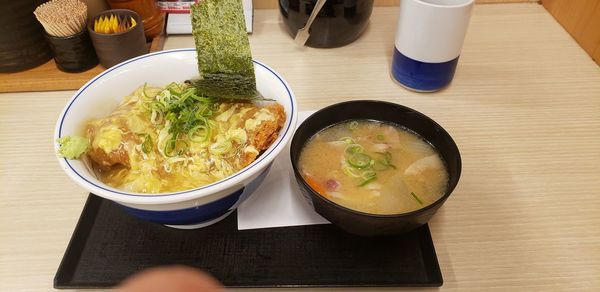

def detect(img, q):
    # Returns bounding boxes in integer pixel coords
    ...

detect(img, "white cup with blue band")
[391,0,474,92]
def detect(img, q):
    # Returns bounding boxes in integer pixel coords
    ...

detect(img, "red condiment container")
[106,0,165,40]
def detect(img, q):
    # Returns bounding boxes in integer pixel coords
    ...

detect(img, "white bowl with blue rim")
[54,48,297,229]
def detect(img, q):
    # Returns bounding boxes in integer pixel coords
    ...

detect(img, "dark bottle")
[280,0,373,48]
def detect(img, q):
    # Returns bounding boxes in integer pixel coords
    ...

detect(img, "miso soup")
[298,120,448,215]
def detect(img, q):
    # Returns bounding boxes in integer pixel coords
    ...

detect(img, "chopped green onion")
[347,153,371,169]
[190,125,211,142]
[164,138,177,157]
[342,163,361,177]
[339,137,355,144]
[161,137,189,157]
[384,151,392,162]
[146,84,216,157]
[142,82,150,98]
[141,134,153,154]
[375,151,394,165]
[376,134,384,141]
[347,121,359,130]
[372,160,388,171]
[177,140,190,155]
[361,170,377,180]
[358,176,376,187]
[345,144,364,154]
[411,192,423,205]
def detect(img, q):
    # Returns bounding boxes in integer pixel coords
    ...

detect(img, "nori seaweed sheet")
[190,0,258,100]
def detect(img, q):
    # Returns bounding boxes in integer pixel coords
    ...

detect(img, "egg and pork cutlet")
[84,85,285,193]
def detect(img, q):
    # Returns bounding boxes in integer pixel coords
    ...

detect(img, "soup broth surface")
[298,120,448,215]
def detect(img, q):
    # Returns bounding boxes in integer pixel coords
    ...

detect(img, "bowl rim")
[54,48,297,205]
[290,100,461,218]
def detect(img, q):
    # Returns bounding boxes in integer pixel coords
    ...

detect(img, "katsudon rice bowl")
[54,49,297,228]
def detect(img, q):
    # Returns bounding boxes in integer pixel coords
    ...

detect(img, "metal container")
[279,0,373,48]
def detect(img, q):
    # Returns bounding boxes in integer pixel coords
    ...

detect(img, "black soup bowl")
[290,100,461,236]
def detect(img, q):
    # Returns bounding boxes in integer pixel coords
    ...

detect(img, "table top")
[1,3,600,291]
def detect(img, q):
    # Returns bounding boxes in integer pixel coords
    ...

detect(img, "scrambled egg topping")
[85,85,285,193]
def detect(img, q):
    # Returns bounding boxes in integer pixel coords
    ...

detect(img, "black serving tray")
[54,194,443,288]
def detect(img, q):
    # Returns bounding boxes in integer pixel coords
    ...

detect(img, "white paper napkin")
[237,111,331,230]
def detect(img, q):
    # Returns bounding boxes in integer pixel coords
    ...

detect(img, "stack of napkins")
[237,111,331,230]
[165,0,253,34]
